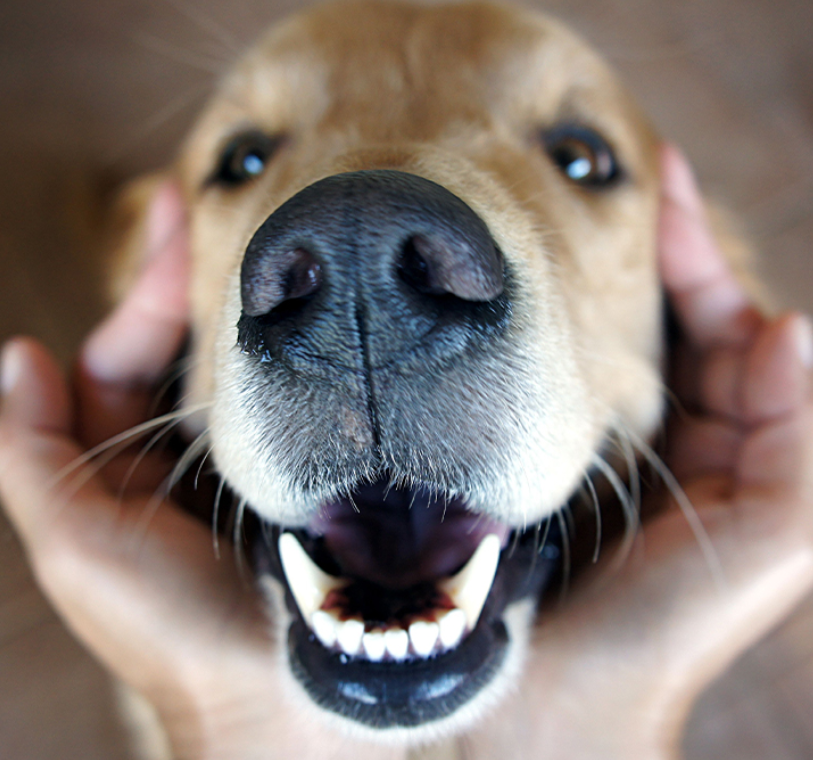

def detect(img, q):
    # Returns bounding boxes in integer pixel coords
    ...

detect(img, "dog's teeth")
[279,532,499,660]
[438,608,467,649]
[384,628,410,660]
[337,618,365,655]
[362,630,386,661]
[278,533,345,624]
[311,610,338,648]
[409,621,439,657]
[440,534,501,630]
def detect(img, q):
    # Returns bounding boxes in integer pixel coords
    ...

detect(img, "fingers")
[0,338,263,705]
[77,180,190,448]
[662,416,741,480]
[659,145,811,428]
[0,339,110,544]
[743,313,812,421]
[659,143,762,349]
[737,315,813,492]
[82,180,189,385]
[0,337,72,434]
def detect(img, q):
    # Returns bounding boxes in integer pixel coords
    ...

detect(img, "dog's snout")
[238,170,509,371]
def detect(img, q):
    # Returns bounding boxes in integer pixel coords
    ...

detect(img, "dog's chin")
[243,478,561,737]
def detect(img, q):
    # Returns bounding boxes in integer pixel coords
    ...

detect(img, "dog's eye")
[543,125,619,188]
[212,131,281,187]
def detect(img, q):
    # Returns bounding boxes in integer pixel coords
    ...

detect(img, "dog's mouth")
[248,477,561,730]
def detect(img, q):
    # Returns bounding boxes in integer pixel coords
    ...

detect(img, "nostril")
[397,234,503,302]
[242,247,322,317]
[238,171,511,369]
[398,236,440,295]
[283,248,322,301]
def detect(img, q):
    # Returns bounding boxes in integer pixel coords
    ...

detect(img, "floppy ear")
[103,172,186,304]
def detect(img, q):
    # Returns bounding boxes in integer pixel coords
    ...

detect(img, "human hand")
[1,149,811,760]
[0,185,351,760]
[462,145,813,759]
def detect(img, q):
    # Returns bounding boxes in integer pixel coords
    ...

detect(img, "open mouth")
[248,477,562,729]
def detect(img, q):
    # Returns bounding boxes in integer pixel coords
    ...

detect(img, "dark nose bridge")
[238,170,506,372]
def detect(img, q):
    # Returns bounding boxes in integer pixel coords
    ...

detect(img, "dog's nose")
[238,170,507,371]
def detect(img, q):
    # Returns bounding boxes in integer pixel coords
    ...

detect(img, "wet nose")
[238,170,508,372]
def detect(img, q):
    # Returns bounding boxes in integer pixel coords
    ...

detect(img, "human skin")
[0,146,811,759]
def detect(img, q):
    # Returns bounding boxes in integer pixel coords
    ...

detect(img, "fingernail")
[0,340,24,397]
[793,315,813,370]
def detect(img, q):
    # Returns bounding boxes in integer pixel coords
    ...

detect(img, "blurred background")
[1,0,812,757]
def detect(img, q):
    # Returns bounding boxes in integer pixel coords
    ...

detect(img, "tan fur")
[180,2,665,524]
[116,1,673,754]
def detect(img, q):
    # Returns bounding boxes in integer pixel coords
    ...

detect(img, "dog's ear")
[104,171,187,304]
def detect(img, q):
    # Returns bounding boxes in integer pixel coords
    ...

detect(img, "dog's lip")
[246,483,562,729]
[287,611,509,728]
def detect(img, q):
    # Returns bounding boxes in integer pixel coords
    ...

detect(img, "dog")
[111,0,671,754]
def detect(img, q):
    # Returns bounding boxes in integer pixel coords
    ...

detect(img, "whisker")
[233,496,249,580]
[159,0,243,57]
[520,516,551,587]
[581,473,602,563]
[168,431,211,494]
[507,523,522,558]
[212,476,227,559]
[555,510,571,601]
[623,428,727,593]
[194,445,215,491]
[148,355,197,419]
[126,486,169,553]
[133,32,228,74]
[536,515,553,556]
[108,82,210,164]
[126,434,209,551]
[124,434,203,547]
[590,452,638,572]
[51,402,213,490]
[116,415,194,503]
[615,427,642,525]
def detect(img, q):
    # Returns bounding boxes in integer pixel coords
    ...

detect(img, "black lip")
[288,616,508,727]
[248,513,562,729]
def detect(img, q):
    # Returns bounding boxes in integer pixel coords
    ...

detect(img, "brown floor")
[1,0,812,757]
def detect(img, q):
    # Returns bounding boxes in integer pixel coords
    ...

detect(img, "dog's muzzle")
[232,170,562,729]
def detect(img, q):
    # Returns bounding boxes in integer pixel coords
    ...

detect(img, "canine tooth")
[384,628,409,660]
[438,608,467,649]
[278,533,345,624]
[311,610,338,648]
[440,534,501,630]
[362,630,386,661]
[337,619,365,655]
[409,621,440,657]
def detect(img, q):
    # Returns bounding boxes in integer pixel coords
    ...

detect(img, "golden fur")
[115,1,673,755]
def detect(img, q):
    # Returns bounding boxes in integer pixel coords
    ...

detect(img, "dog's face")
[170,0,662,743]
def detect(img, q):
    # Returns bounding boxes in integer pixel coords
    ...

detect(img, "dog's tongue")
[309,482,509,589]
